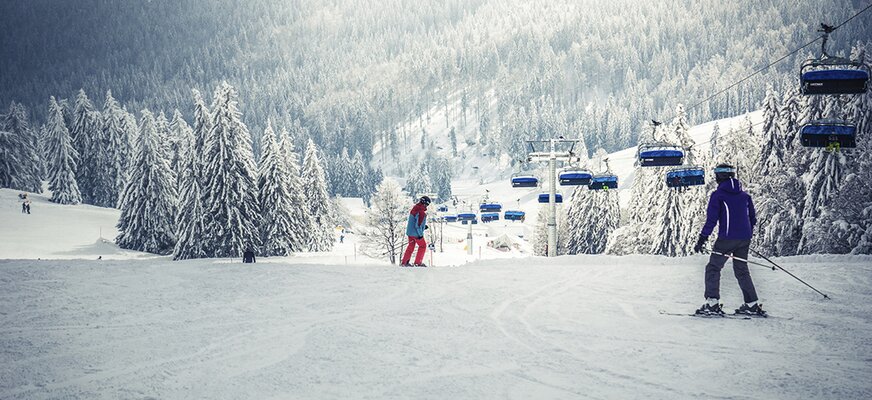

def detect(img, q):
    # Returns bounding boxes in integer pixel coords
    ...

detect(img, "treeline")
[0,83,354,258]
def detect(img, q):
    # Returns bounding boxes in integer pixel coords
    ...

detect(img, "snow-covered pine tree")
[45,97,82,204]
[360,178,409,264]
[709,122,720,160]
[256,121,300,256]
[798,95,846,254]
[608,121,667,255]
[173,91,212,260]
[0,102,42,192]
[404,165,432,200]
[116,110,178,254]
[70,90,105,205]
[753,85,807,256]
[848,44,872,254]
[652,105,707,256]
[332,148,352,196]
[301,138,334,251]
[533,204,567,256]
[101,90,131,207]
[200,82,262,257]
[169,109,193,181]
[279,127,311,252]
[349,150,367,198]
[565,149,620,254]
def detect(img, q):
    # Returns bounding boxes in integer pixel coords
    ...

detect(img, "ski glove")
[693,235,707,253]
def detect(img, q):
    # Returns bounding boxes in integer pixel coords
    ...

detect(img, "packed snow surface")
[2,255,871,399]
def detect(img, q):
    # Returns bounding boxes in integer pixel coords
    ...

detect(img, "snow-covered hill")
[2,254,870,399]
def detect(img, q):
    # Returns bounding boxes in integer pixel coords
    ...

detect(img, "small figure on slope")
[693,164,766,316]
[242,248,256,264]
[401,196,430,267]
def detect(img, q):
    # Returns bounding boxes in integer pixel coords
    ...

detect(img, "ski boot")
[735,303,767,317]
[695,302,724,316]
[400,262,412,267]
[413,263,428,268]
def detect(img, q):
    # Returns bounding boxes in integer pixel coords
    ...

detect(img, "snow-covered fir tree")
[652,105,707,256]
[44,97,82,204]
[301,138,334,252]
[709,122,720,160]
[798,96,846,254]
[565,149,620,254]
[169,109,193,181]
[608,122,667,255]
[754,86,806,256]
[199,82,262,257]
[533,203,567,256]
[349,150,367,197]
[70,89,106,205]
[279,127,312,252]
[101,90,131,207]
[257,121,303,256]
[173,90,211,260]
[116,110,178,254]
[360,178,409,264]
[404,165,432,200]
[0,102,43,192]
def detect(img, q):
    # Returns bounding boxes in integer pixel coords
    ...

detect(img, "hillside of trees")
[2,0,867,168]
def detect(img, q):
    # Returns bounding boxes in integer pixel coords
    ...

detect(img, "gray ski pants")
[704,239,758,303]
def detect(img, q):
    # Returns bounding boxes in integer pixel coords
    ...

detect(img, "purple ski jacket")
[700,178,756,240]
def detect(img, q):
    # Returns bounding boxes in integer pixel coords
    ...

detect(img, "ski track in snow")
[2,256,871,399]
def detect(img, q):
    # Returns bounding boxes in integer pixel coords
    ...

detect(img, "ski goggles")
[713,166,736,174]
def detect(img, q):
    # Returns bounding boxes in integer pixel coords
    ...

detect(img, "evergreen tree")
[173,90,211,260]
[169,109,193,181]
[404,166,432,200]
[71,89,104,205]
[200,82,261,257]
[280,128,312,252]
[652,105,707,256]
[116,110,178,254]
[565,150,620,254]
[44,97,82,204]
[257,121,301,256]
[608,123,667,255]
[0,102,42,192]
[102,90,131,207]
[449,126,458,157]
[301,139,334,251]
[533,204,567,256]
[360,178,409,264]
[754,87,805,256]
[350,150,367,198]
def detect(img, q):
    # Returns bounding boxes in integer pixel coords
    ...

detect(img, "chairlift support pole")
[526,138,581,257]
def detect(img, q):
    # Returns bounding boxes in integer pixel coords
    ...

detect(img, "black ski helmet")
[419,195,431,205]
[714,164,736,183]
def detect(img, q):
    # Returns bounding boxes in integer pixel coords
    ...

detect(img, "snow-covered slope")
[0,188,149,260]
[2,254,870,399]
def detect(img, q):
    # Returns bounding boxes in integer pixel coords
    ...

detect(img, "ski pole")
[708,250,776,271]
[749,248,830,300]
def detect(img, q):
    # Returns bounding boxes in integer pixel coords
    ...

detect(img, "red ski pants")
[401,236,426,264]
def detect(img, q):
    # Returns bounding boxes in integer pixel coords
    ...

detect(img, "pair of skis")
[658,310,790,320]
[659,310,759,320]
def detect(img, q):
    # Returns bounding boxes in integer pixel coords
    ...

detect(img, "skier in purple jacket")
[693,164,765,316]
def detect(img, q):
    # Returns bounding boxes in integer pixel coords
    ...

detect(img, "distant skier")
[401,195,430,267]
[25,200,31,214]
[693,164,765,316]
[242,248,256,263]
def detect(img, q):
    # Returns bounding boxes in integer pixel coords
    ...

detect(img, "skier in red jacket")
[401,196,430,267]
